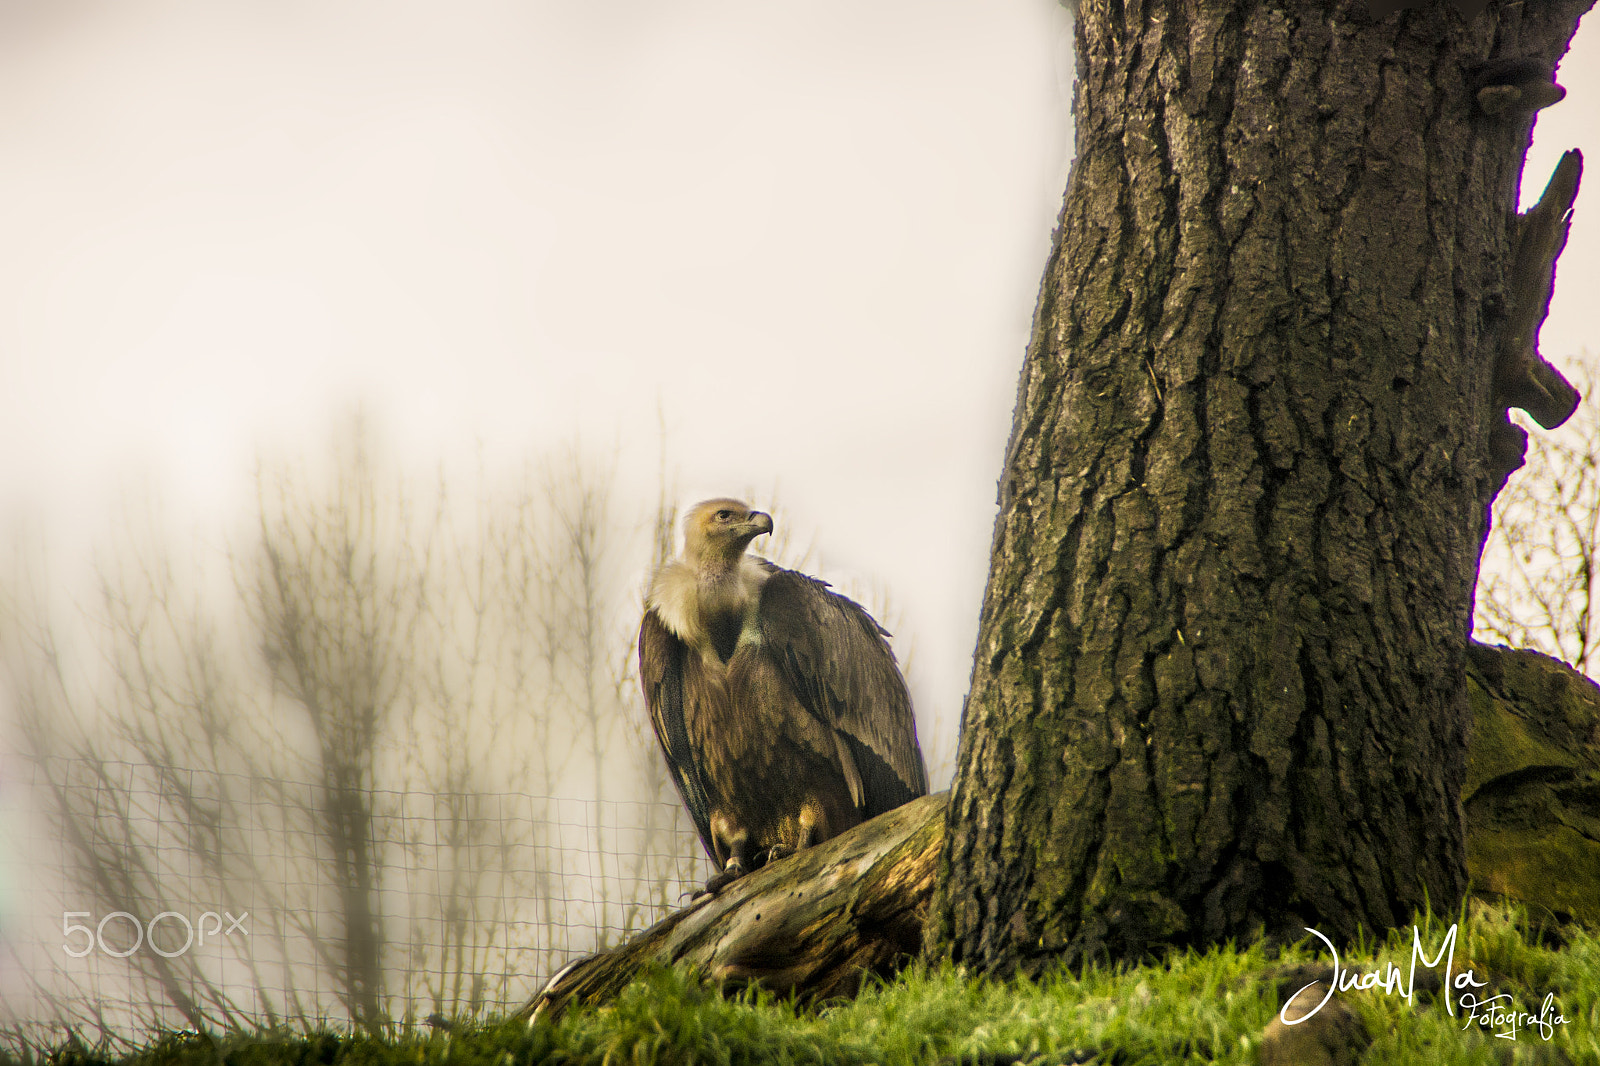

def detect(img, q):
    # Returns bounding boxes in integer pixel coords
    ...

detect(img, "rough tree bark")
[924,0,1592,977]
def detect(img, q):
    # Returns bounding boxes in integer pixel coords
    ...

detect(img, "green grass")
[8,901,1598,1066]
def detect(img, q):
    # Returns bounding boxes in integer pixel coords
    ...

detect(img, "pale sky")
[0,2,1596,781]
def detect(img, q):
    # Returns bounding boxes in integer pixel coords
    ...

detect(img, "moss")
[1468,822,1600,926]
[1462,645,1600,929]
[1463,675,1578,801]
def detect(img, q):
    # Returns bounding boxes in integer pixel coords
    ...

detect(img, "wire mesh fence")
[0,753,713,1051]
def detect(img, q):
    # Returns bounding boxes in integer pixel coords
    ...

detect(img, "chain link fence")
[0,753,713,1052]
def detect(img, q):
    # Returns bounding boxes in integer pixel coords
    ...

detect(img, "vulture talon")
[700,860,747,896]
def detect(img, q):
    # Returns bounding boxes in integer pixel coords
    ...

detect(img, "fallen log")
[519,791,947,1020]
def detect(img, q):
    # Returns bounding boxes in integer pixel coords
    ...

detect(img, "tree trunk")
[526,644,1600,1012]
[326,781,385,1031]
[925,0,1592,977]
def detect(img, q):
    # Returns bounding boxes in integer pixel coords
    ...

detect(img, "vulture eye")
[715,510,733,521]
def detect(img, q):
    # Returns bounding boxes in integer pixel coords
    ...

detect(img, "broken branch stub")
[1495,149,1582,431]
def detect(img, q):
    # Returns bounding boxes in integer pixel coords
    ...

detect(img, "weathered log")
[521,644,1600,1018]
[520,792,946,1021]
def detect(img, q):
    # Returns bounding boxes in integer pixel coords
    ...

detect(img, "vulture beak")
[746,511,774,538]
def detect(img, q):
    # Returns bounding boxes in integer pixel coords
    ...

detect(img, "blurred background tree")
[1,416,696,1043]
[1476,358,1600,677]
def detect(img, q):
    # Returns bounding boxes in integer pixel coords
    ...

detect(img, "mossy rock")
[1465,642,1600,926]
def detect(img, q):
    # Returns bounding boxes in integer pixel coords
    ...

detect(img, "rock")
[1466,644,1600,926]
[1258,980,1371,1066]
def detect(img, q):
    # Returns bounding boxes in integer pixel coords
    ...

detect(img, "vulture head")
[683,498,773,574]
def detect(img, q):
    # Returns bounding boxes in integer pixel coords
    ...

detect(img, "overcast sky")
[1,2,1596,781]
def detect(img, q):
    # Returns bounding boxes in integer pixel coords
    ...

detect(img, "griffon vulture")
[640,498,928,893]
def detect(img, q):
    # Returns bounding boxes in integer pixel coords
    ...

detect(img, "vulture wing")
[638,610,715,858]
[756,566,928,817]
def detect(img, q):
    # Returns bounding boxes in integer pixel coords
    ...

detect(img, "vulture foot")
[696,858,748,897]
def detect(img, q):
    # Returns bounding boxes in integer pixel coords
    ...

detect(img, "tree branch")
[1495,149,1583,430]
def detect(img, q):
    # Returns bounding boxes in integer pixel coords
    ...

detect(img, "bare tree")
[245,423,431,1030]
[2,419,703,1047]
[544,453,624,914]
[532,451,721,946]
[2,503,290,1037]
[1476,358,1600,674]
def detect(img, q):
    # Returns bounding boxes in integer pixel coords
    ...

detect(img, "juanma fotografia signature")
[1283,924,1571,1042]
[1458,991,1569,1041]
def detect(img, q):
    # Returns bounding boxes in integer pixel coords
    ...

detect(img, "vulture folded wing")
[639,611,715,858]
[756,567,928,817]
